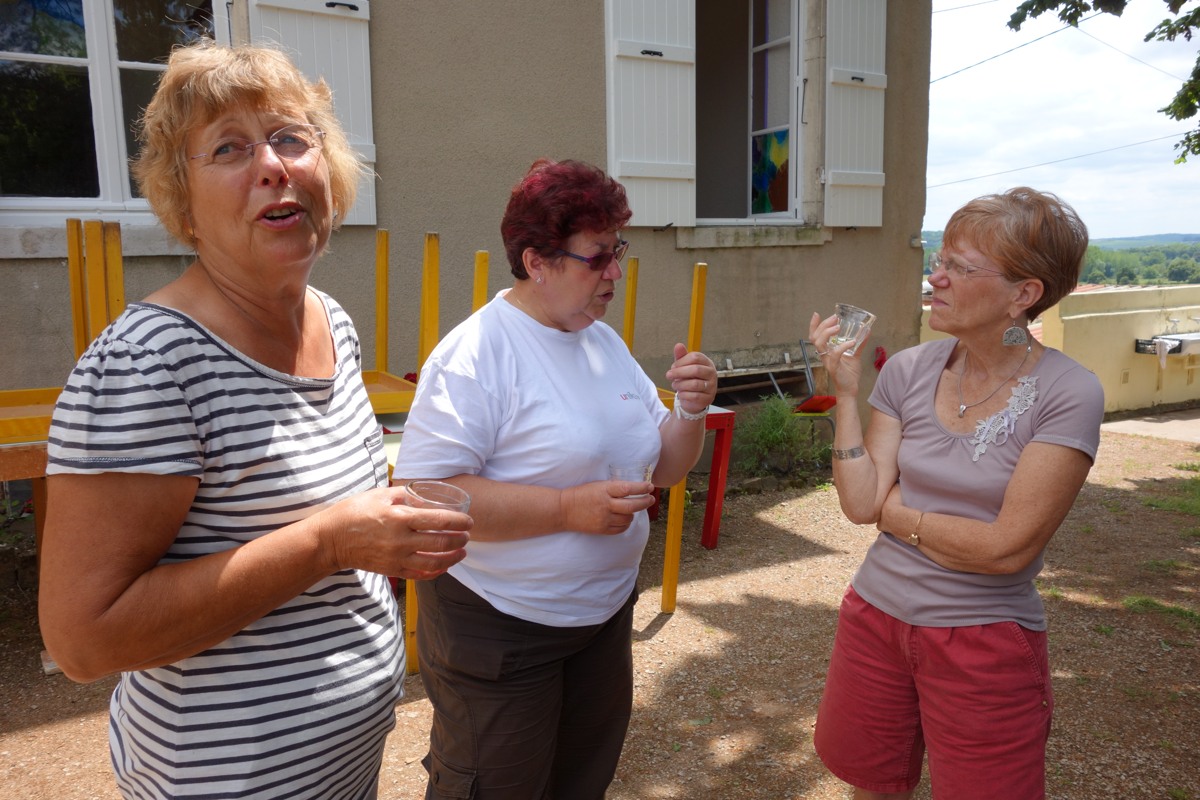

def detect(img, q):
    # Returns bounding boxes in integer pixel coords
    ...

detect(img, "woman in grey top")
[807,187,1104,800]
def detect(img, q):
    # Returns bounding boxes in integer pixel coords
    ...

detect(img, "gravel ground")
[1,429,1198,799]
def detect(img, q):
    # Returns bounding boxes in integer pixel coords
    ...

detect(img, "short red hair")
[943,187,1089,321]
[500,159,632,279]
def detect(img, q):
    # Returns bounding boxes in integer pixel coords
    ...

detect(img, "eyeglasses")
[189,123,326,167]
[554,240,629,271]
[929,251,1005,279]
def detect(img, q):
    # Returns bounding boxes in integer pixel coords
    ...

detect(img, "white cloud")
[925,1,1200,238]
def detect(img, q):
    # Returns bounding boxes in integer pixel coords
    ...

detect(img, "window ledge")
[0,222,190,260]
[676,223,832,249]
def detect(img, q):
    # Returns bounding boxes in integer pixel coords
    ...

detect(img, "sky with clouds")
[925,0,1200,239]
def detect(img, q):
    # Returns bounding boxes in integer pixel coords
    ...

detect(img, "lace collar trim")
[968,375,1038,462]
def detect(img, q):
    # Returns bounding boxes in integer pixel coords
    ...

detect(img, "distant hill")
[1090,234,1200,251]
[921,231,1200,251]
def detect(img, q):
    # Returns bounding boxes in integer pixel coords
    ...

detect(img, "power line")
[933,0,1000,13]
[1072,25,1188,82]
[927,133,1188,189]
[930,12,1101,84]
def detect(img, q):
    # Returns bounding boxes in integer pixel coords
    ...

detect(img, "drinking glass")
[831,303,876,356]
[403,480,471,514]
[608,463,653,497]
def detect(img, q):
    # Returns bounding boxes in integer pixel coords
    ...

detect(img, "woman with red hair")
[395,158,717,799]
[809,187,1103,799]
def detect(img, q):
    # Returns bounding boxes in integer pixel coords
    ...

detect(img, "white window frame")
[747,0,801,221]
[606,0,887,232]
[0,0,169,231]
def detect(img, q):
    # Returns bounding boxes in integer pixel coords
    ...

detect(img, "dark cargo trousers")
[416,573,637,800]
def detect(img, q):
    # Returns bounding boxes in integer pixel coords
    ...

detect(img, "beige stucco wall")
[921,285,1200,413]
[1,1,932,406]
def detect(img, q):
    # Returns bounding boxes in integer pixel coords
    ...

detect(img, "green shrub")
[733,394,831,477]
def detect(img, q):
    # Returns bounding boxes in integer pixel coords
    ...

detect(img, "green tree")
[1167,257,1200,281]
[1115,263,1139,284]
[1010,1,1200,162]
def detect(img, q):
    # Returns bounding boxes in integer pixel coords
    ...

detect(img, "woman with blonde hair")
[39,40,468,799]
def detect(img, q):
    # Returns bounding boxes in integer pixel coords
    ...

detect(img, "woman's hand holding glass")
[559,480,656,535]
[809,311,868,398]
[665,342,718,414]
[319,486,471,580]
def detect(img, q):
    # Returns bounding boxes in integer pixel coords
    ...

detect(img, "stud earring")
[536,275,544,285]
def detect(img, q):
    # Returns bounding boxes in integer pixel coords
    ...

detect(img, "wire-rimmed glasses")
[555,240,630,271]
[929,251,1005,279]
[188,123,326,167]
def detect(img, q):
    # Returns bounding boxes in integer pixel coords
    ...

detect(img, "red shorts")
[814,586,1053,798]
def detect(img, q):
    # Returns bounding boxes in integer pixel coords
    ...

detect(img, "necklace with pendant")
[957,343,1032,418]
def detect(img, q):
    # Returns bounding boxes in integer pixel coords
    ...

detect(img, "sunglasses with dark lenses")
[554,239,629,271]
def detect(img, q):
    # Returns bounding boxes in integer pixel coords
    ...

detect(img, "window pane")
[120,67,165,196]
[752,0,789,46]
[114,0,213,63]
[0,60,99,197]
[751,43,790,130]
[0,0,86,58]
[751,130,788,214]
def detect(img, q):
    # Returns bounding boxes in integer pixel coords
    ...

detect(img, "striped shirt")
[46,291,402,799]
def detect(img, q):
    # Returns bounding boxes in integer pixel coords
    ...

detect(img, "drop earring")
[1002,317,1029,346]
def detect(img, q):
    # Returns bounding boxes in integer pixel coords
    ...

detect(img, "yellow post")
[661,261,709,614]
[83,220,108,343]
[660,479,687,613]
[687,262,707,353]
[418,232,440,370]
[406,588,420,675]
[622,257,639,352]
[472,251,489,312]
[66,219,88,359]
[102,222,125,323]
[374,229,390,372]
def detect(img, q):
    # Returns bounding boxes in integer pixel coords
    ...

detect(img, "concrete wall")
[921,285,1200,413]
[1,2,932,407]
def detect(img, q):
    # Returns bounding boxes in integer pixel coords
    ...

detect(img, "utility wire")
[933,1,1000,14]
[931,12,1101,84]
[1072,25,1188,82]
[927,132,1188,188]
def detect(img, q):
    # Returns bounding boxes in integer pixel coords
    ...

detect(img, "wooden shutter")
[824,0,886,227]
[246,0,377,226]
[607,0,696,228]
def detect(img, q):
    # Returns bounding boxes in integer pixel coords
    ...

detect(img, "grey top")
[852,337,1104,631]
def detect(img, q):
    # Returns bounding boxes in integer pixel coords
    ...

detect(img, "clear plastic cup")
[831,303,876,356]
[608,463,653,497]
[403,480,471,514]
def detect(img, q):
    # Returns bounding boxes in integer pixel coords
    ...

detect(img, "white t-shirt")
[395,291,670,626]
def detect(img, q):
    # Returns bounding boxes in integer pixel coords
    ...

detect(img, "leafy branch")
[1009,0,1200,162]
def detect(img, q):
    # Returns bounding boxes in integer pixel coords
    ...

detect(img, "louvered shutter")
[607,0,696,228]
[824,0,886,227]
[243,0,377,226]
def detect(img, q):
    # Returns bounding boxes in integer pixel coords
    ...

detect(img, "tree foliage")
[1009,1,1200,162]
[922,234,1200,286]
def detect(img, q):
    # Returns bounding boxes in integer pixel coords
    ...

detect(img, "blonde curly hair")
[132,39,366,247]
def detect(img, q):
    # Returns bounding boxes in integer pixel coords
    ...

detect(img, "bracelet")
[908,512,924,546]
[831,445,866,460]
[673,392,709,421]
